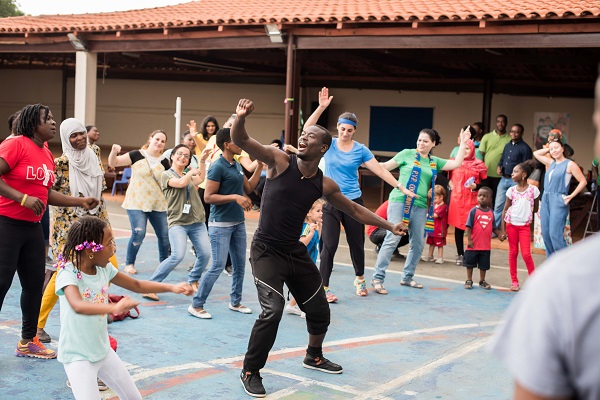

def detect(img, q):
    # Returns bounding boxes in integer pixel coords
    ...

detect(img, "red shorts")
[426,236,446,247]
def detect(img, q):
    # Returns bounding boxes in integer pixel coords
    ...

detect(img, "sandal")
[464,280,473,289]
[400,280,423,289]
[354,278,368,297]
[510,284,520,292]
[142,293,159,301]
[479,280,491,290]
[371,279,388,295]
[124,265,137,275]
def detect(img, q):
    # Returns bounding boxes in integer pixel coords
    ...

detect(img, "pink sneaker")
[325,288,338,303]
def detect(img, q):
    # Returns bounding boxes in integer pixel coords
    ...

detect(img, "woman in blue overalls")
[534,139,587,256]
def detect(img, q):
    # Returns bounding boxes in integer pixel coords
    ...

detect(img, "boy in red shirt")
[464,187,494,290]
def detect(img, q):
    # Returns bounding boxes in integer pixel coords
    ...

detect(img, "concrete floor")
[0,195,550,399]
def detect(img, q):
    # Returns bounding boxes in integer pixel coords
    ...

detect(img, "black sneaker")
[224,265,233,276]
[240,370,266,398]
[302,355,343,374]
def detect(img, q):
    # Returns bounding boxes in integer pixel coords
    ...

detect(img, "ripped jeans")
[125,210,169,265]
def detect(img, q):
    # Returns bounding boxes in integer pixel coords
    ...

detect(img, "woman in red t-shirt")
[0,104,99,360]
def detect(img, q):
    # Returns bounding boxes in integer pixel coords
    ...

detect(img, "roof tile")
[0,0,598,33]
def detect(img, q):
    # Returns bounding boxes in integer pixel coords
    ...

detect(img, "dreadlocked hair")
[63,216,108,270]
[16,104,50,139]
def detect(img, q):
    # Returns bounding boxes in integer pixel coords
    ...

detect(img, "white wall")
[0,69,595,169]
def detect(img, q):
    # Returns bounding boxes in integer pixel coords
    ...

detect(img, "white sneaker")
[435,258,444,264]
[285,304,306,318]
[229,303,252,314]
[421,256,434,262]
[188,305,212,319]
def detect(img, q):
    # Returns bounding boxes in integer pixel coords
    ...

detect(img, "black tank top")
[254,155,323,248]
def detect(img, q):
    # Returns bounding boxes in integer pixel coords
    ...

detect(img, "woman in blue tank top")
[304,87,414,301]
[533,139,587,256]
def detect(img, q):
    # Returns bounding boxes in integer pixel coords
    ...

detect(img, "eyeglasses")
[175,151,190,159]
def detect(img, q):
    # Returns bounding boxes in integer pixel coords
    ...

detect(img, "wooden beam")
[88,36,285,52]
[296,33,600,49]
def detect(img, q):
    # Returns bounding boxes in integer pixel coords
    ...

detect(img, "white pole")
[174,97,182,145]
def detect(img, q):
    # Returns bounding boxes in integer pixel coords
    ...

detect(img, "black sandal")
[464,280,473,289]
[479,280,491,290]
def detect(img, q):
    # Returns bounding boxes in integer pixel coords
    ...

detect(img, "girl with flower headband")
[55,216,193,399]
[371,126,472,293]
[304,87,415,301]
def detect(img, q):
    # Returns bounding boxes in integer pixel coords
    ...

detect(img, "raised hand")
[200,147,211,163]
[111,144,122,154]
[460,126,471,144]
[318,87,333,108]
[187,120,197,134]
[236,99,255,118]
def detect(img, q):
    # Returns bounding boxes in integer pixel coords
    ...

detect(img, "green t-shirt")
[389,149,447,208]
[161,169,206,227]
[479,131,511,178]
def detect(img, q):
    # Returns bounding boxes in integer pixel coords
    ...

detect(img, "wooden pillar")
[284,34,300,146]
[61,62,68,122]
[482,78,493,133]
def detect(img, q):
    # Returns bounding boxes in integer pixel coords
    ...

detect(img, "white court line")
[262,369,373,399]
[337,243,528,273]
[354,339,489,400]
[211,321,498,366]
[334,261,512,291]
[130,362,214,381]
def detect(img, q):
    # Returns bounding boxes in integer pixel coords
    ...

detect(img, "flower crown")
[74,241,104,252]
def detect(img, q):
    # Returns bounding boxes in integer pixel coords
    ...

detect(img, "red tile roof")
[0,0,598,33]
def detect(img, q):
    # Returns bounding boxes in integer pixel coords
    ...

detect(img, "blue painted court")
[0,235,515,399]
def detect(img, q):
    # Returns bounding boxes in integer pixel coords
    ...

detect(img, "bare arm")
[167,167,205,189]
[305,87,333,128]
[107,144,133,168]
[466,227,473,248]
[231,99,289,173]
[63,285,140,316]
[47,188,99,209]
[204,179,253,211]
[443,127,471,170]
[564,161,588,204]
[533,148,553,167]
[364,158,416,198]
[323,177,407,235]
[499,197,512,240]
[111,271,193,295]
[244,161,263,193]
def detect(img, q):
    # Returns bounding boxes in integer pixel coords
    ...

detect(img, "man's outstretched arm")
[231,99,287,171]
[323,177,407,235]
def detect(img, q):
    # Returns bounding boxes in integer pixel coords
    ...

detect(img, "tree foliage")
[0,0,24,17]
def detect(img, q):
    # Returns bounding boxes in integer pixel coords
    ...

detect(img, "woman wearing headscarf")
[447,135,488,265]
[36,118,116,344]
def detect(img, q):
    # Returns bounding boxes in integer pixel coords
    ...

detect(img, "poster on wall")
[533,112,570,150]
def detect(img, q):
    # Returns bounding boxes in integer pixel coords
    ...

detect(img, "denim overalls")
[540,160,570,256]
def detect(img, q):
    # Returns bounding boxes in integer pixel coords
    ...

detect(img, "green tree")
[0,0,24,17]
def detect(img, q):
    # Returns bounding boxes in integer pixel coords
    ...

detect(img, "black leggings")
[244,240,330,372]
[0,215,45,340]
[319,197,365,286]
[455,227,465,256]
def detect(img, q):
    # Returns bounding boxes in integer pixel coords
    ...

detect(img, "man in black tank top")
[232,99,407,398]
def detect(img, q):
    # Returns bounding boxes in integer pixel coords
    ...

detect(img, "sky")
[15,0,192,16]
